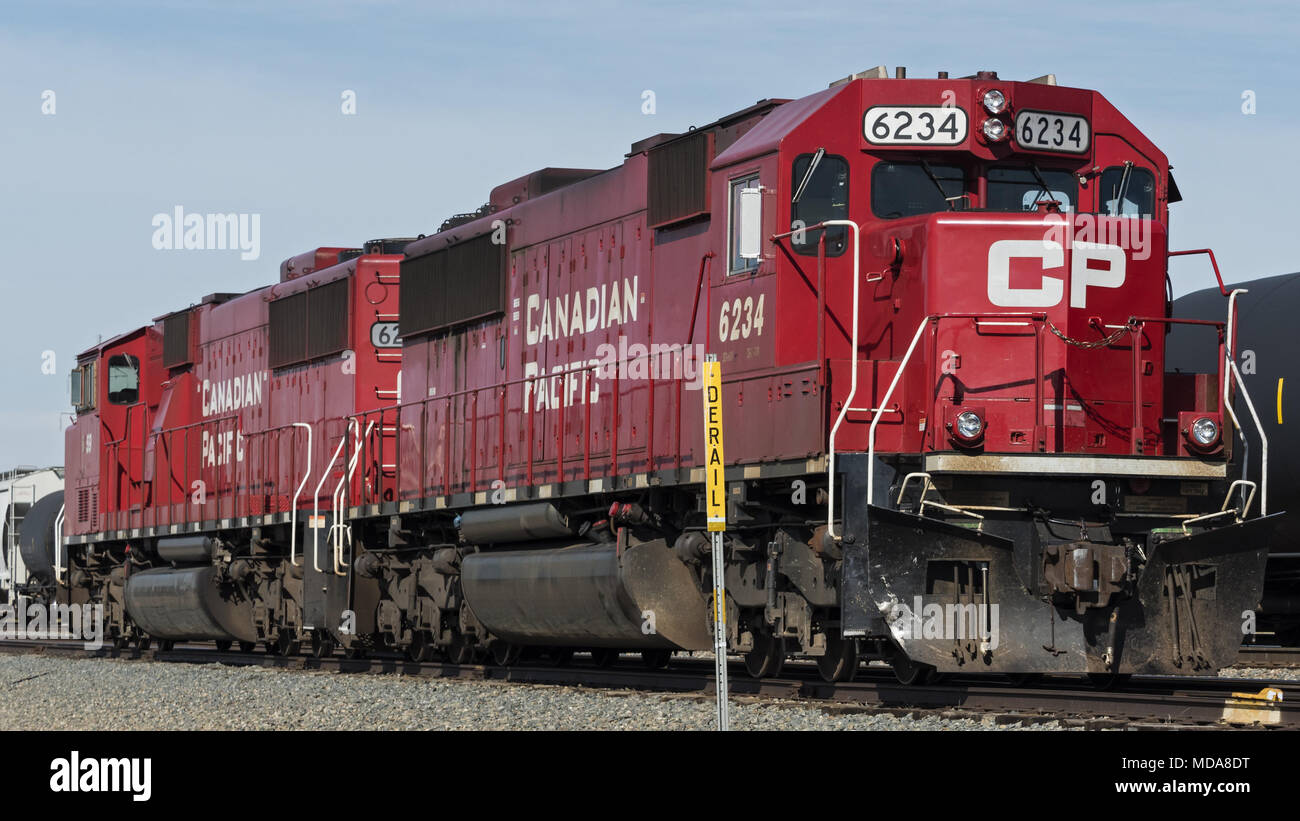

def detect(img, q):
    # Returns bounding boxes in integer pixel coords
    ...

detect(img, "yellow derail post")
[703,355,729,730]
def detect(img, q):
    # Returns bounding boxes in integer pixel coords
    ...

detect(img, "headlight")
[981,118,1007,141]
[955,411,984,440]
[1191,416,1219,446]
[982,89,1007,114]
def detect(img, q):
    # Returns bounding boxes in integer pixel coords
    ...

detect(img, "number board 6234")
[1013,110,1090,154]
[863,106,968,146]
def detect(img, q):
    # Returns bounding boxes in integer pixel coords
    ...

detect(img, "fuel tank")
[123,566,257,642]
[459,538,711,650]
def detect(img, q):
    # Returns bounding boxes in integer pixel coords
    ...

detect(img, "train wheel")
[239,641,256,654]
[310,631,336,659]
[641,649,672,670]
[264,640,281,656]
[891,652,937,686]
[159,640,175,652]
[743,631,785,678]
[1086,673,1132,690]
[590,648,619,668]
[135,635,152,652]
[491,642,521,667]
[112,634,131,652]
[344,645,368,660]
[407,631,432,663]
[215,640,232,652]
[816,634,859,683]
[447,632,475,665]
[278,631,301,657]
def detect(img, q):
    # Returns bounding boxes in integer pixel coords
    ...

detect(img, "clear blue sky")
[1,0,1296,466]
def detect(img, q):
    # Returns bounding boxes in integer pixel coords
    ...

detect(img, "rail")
[1224,289,1269,513]
[346,337,723,511]
[288,422,313,567]
[53,504,65,584]
[330,420,373,575]
[824,309,1240,537]
[311,420,357,573]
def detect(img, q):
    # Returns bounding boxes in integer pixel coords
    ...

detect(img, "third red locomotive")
[51,66,1278,683]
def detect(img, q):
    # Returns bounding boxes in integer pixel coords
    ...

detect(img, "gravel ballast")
[0,653,1074,731]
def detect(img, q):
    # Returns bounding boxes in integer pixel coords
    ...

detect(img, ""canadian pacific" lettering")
[200,372,268,417]
[525,276,639,345]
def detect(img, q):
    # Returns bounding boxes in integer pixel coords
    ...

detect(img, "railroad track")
[2,639,1294,729]
[1236,646,1300,668]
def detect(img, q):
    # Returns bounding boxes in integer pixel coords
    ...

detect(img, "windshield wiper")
[1026,161,1056,208]
[792,147,825,205]
[1112,160,1135,216]
[919,159,957,210]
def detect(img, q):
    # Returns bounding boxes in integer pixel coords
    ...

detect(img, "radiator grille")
[162,311,192,368]
[267,279,351,369]
[306,278,350,360]
[647,131,710,227]
[268,292,308,369]
[400,233,505,338]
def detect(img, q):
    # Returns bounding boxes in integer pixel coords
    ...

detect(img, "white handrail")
[1224,289,1269,514]
[53,505,65,585]
[331,420,374,575]
[289,422,313,567]
[312,419,357,574]
[821,219,861,541]
[866,318,932,516]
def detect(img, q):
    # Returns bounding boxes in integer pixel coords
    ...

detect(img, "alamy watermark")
[151,206,261,260]
[524,335,706,412]
[885,597,1000,650]
[0,599,104,650]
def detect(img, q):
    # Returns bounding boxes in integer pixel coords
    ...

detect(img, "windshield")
[871,161,967,219]
[1099,165,1155,217]
[986,166,1078,213]
[790,152,849,256]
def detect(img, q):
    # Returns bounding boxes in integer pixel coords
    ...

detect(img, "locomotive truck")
[47,66,1277,683]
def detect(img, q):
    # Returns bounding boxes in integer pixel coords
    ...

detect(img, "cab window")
[986,167,1078,213]
[728,173,761,274]
[790,152,849,256]
[106,354,140,405]
[871,161,967,219]
[71,361,96,412]
[1099,165,1155,217]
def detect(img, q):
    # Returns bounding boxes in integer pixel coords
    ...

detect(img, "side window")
[107,354,140,405]
[728,173,761,275]
[72,362,96,412]
[790,152,849,257]
[1099,165,1155,217]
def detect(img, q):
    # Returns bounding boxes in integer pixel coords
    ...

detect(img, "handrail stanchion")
[1225,288,1268,514]
[820,219,861,541]
[289,422,313,567]
[53,505,65,585]
[864,318,932,520]
[313,420,356,574]
[331,420,373,575]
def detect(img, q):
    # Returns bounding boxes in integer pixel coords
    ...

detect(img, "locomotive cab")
[742,69,1275,678]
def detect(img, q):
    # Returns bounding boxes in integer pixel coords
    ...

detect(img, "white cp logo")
[987,240,1125,309]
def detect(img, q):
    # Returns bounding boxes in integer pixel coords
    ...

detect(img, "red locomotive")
[57,67,1277,681]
